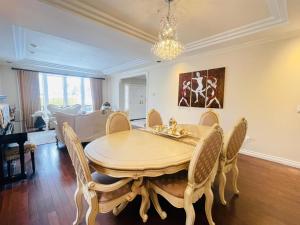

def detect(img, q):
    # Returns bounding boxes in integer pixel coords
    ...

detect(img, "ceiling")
[0,0,299,77]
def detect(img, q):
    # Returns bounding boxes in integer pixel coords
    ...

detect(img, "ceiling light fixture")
[152,0,184,61]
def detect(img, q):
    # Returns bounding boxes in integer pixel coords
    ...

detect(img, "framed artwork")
[178,67,225,109]
[177,72,192,107]
[191,70,207,108]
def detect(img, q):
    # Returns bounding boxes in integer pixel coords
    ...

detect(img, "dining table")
[84,124,211,222]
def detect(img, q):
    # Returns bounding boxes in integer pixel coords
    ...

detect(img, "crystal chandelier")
[152,0,184,61]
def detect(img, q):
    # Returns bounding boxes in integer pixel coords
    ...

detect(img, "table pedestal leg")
[139,185,150,223]
[130,178,150,223]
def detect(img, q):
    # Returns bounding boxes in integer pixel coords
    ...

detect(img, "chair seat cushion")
[150,170,188,198]
[4,142,36,161]
[91,172,131,203]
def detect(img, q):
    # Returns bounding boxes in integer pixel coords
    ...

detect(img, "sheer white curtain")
[17,70,41,129]
[90,78,103,111]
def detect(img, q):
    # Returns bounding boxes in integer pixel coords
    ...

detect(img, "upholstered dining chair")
[62,122,136,225]
[148,124,223,225]
[199,110,219,126]
[4,142,36,177]
[218,118,247,205]
[146,109,163,128]
[106,111,131,135]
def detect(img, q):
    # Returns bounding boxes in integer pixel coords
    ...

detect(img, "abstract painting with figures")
[178,67,225,109]
[206,67,225,108]
[191,70,207,108]
[177,72,192,107]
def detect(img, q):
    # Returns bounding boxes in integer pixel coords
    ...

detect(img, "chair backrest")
[188,124,223,185]
[106,112,132,135]
[199,110,219,126]
[146,109,163,128]
[63,122,92,185]
[225,118,248,161]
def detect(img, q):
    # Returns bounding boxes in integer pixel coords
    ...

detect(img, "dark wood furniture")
[0,121,28,185]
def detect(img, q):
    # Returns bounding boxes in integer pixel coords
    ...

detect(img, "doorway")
[119,75,147,123]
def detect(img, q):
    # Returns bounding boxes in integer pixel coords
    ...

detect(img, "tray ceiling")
[0,0,294,76]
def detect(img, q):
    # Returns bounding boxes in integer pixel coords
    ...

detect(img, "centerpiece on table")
[152,117,189,139]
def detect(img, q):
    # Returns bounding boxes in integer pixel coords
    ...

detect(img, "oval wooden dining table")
[84,125,211,222]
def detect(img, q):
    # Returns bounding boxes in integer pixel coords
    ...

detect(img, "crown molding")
[12,59,104,77]
[102,58,151,75]
[12,25,26,60]
[185,0,288,52]
[40,0,157,43]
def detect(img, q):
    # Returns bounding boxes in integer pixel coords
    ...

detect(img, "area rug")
[28,130,56,146]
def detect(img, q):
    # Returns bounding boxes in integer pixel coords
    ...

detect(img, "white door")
[125,84,146,120]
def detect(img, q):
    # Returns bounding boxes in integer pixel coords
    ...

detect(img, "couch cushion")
[150,170,188,198]
[48,104,81,115]
[91,172,131,203]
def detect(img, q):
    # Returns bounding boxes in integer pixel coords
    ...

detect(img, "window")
[47,75,64,106]
[39,74,45,111]
[83,78,93,112]
[39,73,93,112]
[67,76,82,105]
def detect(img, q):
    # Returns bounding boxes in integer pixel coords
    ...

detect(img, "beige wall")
[110,35,300,164]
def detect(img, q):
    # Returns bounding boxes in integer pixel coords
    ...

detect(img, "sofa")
[47,104,82,129]
[55,110,111,145]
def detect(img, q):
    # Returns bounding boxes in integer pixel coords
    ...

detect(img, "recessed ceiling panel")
[79,0,270,43]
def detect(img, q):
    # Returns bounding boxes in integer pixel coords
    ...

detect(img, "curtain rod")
[11,67,105,80]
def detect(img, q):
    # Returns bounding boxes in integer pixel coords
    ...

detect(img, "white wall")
[110,35,300,165]
[0,65,20,110]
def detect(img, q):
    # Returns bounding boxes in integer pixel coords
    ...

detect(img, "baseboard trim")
[240,149,300,169]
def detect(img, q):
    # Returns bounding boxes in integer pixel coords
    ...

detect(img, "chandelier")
[152,0,184,61]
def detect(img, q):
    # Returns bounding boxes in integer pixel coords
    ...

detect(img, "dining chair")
[146,109,163,128]
[148,124,223,225]
[4,142,36,177]
[199,110,219,126]
[106,111,132,135]
[63,122,136,225]
[218,118,247,205]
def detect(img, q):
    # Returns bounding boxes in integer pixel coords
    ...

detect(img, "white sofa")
[47,104,82,129]
[55,110,111,145]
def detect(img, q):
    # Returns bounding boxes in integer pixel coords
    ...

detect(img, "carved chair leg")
[73,179,84,225]
[139,185,150,223]
[232,160,240,195]
[86,193,98,225]
[30,151,35,174]
[205,186,215,225]
[113,201,129,216]
[149,189,167,219]
[218,171,227,205]
[184,186,195,225]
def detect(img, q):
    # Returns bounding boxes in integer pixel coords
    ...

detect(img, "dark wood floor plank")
[0,143,299,225]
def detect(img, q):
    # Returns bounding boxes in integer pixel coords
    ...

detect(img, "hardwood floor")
[0,143,299,225]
